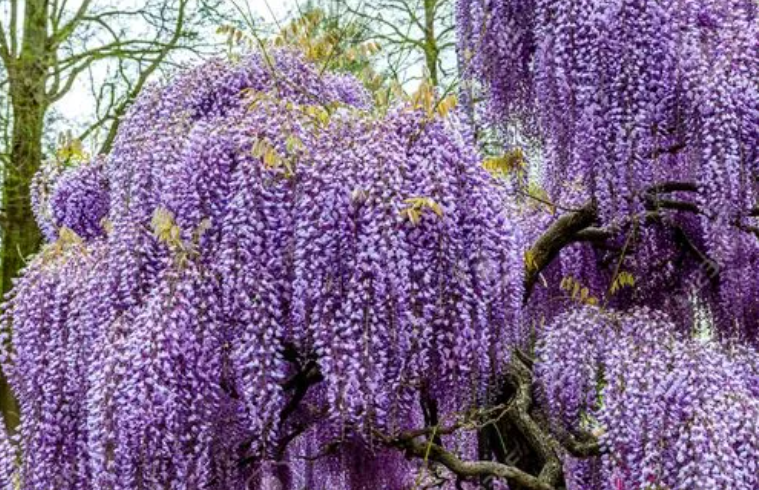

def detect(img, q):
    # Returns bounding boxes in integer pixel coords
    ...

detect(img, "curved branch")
[646,181,698,194]
[510,352,600,459]
[504,354,562,485]
[644,195,700,214]
[393,437,556,490]
[524,202,597,300]
[521,178,759,302]
[559,433,601,458]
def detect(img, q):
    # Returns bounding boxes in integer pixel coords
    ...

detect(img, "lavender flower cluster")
[536,306,759,490]
[3,49,525,488]
[31,156,110,242]
[459,0,757,217]
[460,0,759,342]
[50,158,111,240]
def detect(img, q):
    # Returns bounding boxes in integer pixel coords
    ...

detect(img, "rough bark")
[523,202,598,300]
[423,0,440,86]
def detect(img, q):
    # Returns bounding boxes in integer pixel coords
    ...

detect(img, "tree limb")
[391,436,556,490]
[524,202,597,300]
[504,354,562,486]
[99,0,190,153]
[521,178,759,301]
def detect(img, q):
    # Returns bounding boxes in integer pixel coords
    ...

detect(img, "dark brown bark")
[523,202,598,300]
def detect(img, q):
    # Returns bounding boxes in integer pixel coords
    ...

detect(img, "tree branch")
[237,343,324,468]
[521,178,759,301]
[51,0,94,47]
[643,195,701,215]
[390,436,556,490]
[648,141,687,159]
[645,181,698,194]
[504,354,563,485]
[98,0,190,153]
[524,202,597,300]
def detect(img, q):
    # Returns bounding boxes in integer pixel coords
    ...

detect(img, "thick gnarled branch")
[524,202,597,300]
[382,351,602,489]
[392,436,555,490]
[522,180,759,301]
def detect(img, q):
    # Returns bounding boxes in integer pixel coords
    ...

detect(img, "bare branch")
[99,0,191,153]
[9,0,18,58]
[645,196,701,214]
[521,177,759,301]
[51,0,95,46]
[572,227,616,244]
[509,351,601,459]
[0,23,11,64]
[389,436,556,490]
[524,202,598,299]
[648,141,687,159]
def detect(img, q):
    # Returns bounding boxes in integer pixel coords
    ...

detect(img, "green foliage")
[482,148,526,177]
[150,207,209,267]
[401,196,444,225]
[560,276,599,306]
[54,130,88,167]
[609,271,636,295]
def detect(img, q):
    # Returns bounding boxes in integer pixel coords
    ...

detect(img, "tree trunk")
[0,100,45,431]
[423,0,439,86]
[0,0,50,431]
[3,101,45,292]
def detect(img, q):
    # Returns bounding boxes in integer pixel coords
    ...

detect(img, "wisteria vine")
[536,306,759,490]
[2,49,525,489]
[458,0,759,488]
[459,0,759,341]
[0,1,756,488]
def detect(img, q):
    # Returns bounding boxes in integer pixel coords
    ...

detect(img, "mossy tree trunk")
[0,103,46,431]
[0,0,49,431]
[423,0,440,86]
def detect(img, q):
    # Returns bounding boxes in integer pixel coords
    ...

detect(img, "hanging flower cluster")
[460,0,757,218]
[536,306,759,490]
[456,0,537,129]
[3,5,756,486]
[48,158,111,240]
[0,422,14,490]
[460,0,759,342]
[2,49,525,488]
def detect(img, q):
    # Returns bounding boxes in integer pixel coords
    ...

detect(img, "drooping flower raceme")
[460,0,757,220]
[536,306,759,490]
[3,49,525,489]
[4,9,757,486]
[50,158,110,240]
[459,0,759,342]
[0,422,14,490]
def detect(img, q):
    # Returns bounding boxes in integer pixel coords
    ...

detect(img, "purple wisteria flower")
[2,49,525,489]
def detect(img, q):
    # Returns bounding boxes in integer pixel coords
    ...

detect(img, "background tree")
[338,0,455,88]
